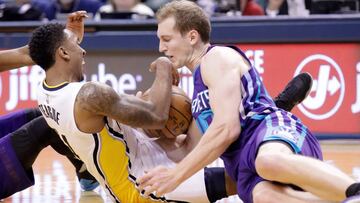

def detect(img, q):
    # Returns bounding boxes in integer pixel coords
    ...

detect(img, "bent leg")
[0,108,41,138]
[0,133,36,199]
[10,116,53,170]
[253,181,335,203]
[255,142,355,201]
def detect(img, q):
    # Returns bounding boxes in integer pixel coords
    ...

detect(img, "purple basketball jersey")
[191,45,323,203]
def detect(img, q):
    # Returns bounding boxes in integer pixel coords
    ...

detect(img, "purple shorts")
[0,135,34,199]
[0,109,41,138]
[222,110,323,203]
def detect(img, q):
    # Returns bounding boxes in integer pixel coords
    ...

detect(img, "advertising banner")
[0,44,359,135]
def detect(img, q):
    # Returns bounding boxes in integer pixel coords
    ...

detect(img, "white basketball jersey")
[37,81,207,203]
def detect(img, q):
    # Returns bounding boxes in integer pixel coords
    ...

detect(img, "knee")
[255,153,290,181]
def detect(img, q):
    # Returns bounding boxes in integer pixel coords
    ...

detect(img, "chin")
[172,62,182,69]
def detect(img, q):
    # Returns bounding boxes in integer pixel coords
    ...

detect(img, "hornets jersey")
[192,45,277,134]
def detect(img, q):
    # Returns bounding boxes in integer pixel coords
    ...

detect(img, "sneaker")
[79,178,100,191]
[343,195,360,203]
[76,164,99,191]
[274,72,313,112]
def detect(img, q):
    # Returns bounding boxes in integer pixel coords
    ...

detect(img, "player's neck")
[187,43,210,72]
[45,65,74,86]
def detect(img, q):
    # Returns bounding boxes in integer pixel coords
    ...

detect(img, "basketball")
[143,86,192,138]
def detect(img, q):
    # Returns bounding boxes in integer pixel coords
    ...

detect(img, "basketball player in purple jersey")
[137,1,360,202]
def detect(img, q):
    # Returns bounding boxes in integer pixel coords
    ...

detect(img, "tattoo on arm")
[76,82,165,128]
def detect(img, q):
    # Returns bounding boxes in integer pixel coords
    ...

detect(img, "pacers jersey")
[37,81,174,203]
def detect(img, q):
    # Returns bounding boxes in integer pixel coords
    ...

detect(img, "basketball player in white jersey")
[0,11,102,200]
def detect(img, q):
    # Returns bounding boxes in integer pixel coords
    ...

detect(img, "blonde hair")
[156,0,211,43]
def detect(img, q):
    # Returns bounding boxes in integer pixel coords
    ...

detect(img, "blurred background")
[0,0,359,202]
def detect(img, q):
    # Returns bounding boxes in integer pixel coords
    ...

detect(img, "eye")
[161,37,171,42]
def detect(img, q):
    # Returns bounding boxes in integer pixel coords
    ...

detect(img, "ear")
[188,30,200,45]
[58,46,70,61]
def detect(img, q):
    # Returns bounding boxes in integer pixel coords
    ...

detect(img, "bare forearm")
[175,124,237,184]
[0,45,34,72]
[77,71,172,129]
[147,62,173,123]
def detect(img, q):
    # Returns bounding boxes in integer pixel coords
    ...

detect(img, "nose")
[159,41,166,53]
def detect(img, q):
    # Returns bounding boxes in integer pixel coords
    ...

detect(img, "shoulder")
[205,46,242,61]
[78,81,113,97]
[76,82,118,111]
[202,46,244,69]
[200,46,250,81]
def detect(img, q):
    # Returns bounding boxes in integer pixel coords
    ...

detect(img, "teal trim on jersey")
[255,76,261,103]
[263,114,302,154]
[297,122,307,149]
[251,114,267,120]
[265,114,272,128]
[263,136,302,153]
[195,109,213,134]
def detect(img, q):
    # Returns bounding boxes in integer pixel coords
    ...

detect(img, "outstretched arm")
[0,11,88,72]
[66,10,88,43]
[0,45,34,72]
[75,57,174,132]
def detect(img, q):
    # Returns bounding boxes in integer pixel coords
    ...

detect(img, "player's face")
[157,17,193,69]
[63,29,86,81]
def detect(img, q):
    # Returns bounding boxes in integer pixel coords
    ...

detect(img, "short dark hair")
[156,0,211,43]
[29,23,66,71]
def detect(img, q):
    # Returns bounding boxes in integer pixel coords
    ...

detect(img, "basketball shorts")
[0,135,34,199]
[222,110,323,203]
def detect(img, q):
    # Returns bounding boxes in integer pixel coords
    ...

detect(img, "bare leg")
[255,142,355,201]
[253,181,336,203]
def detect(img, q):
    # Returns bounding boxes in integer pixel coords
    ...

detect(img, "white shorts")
[121,124,209,203]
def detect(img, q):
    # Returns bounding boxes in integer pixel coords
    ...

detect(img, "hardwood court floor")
[2,140,360,203]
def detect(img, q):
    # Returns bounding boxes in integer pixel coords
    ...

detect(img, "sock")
[204,167,227,202]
